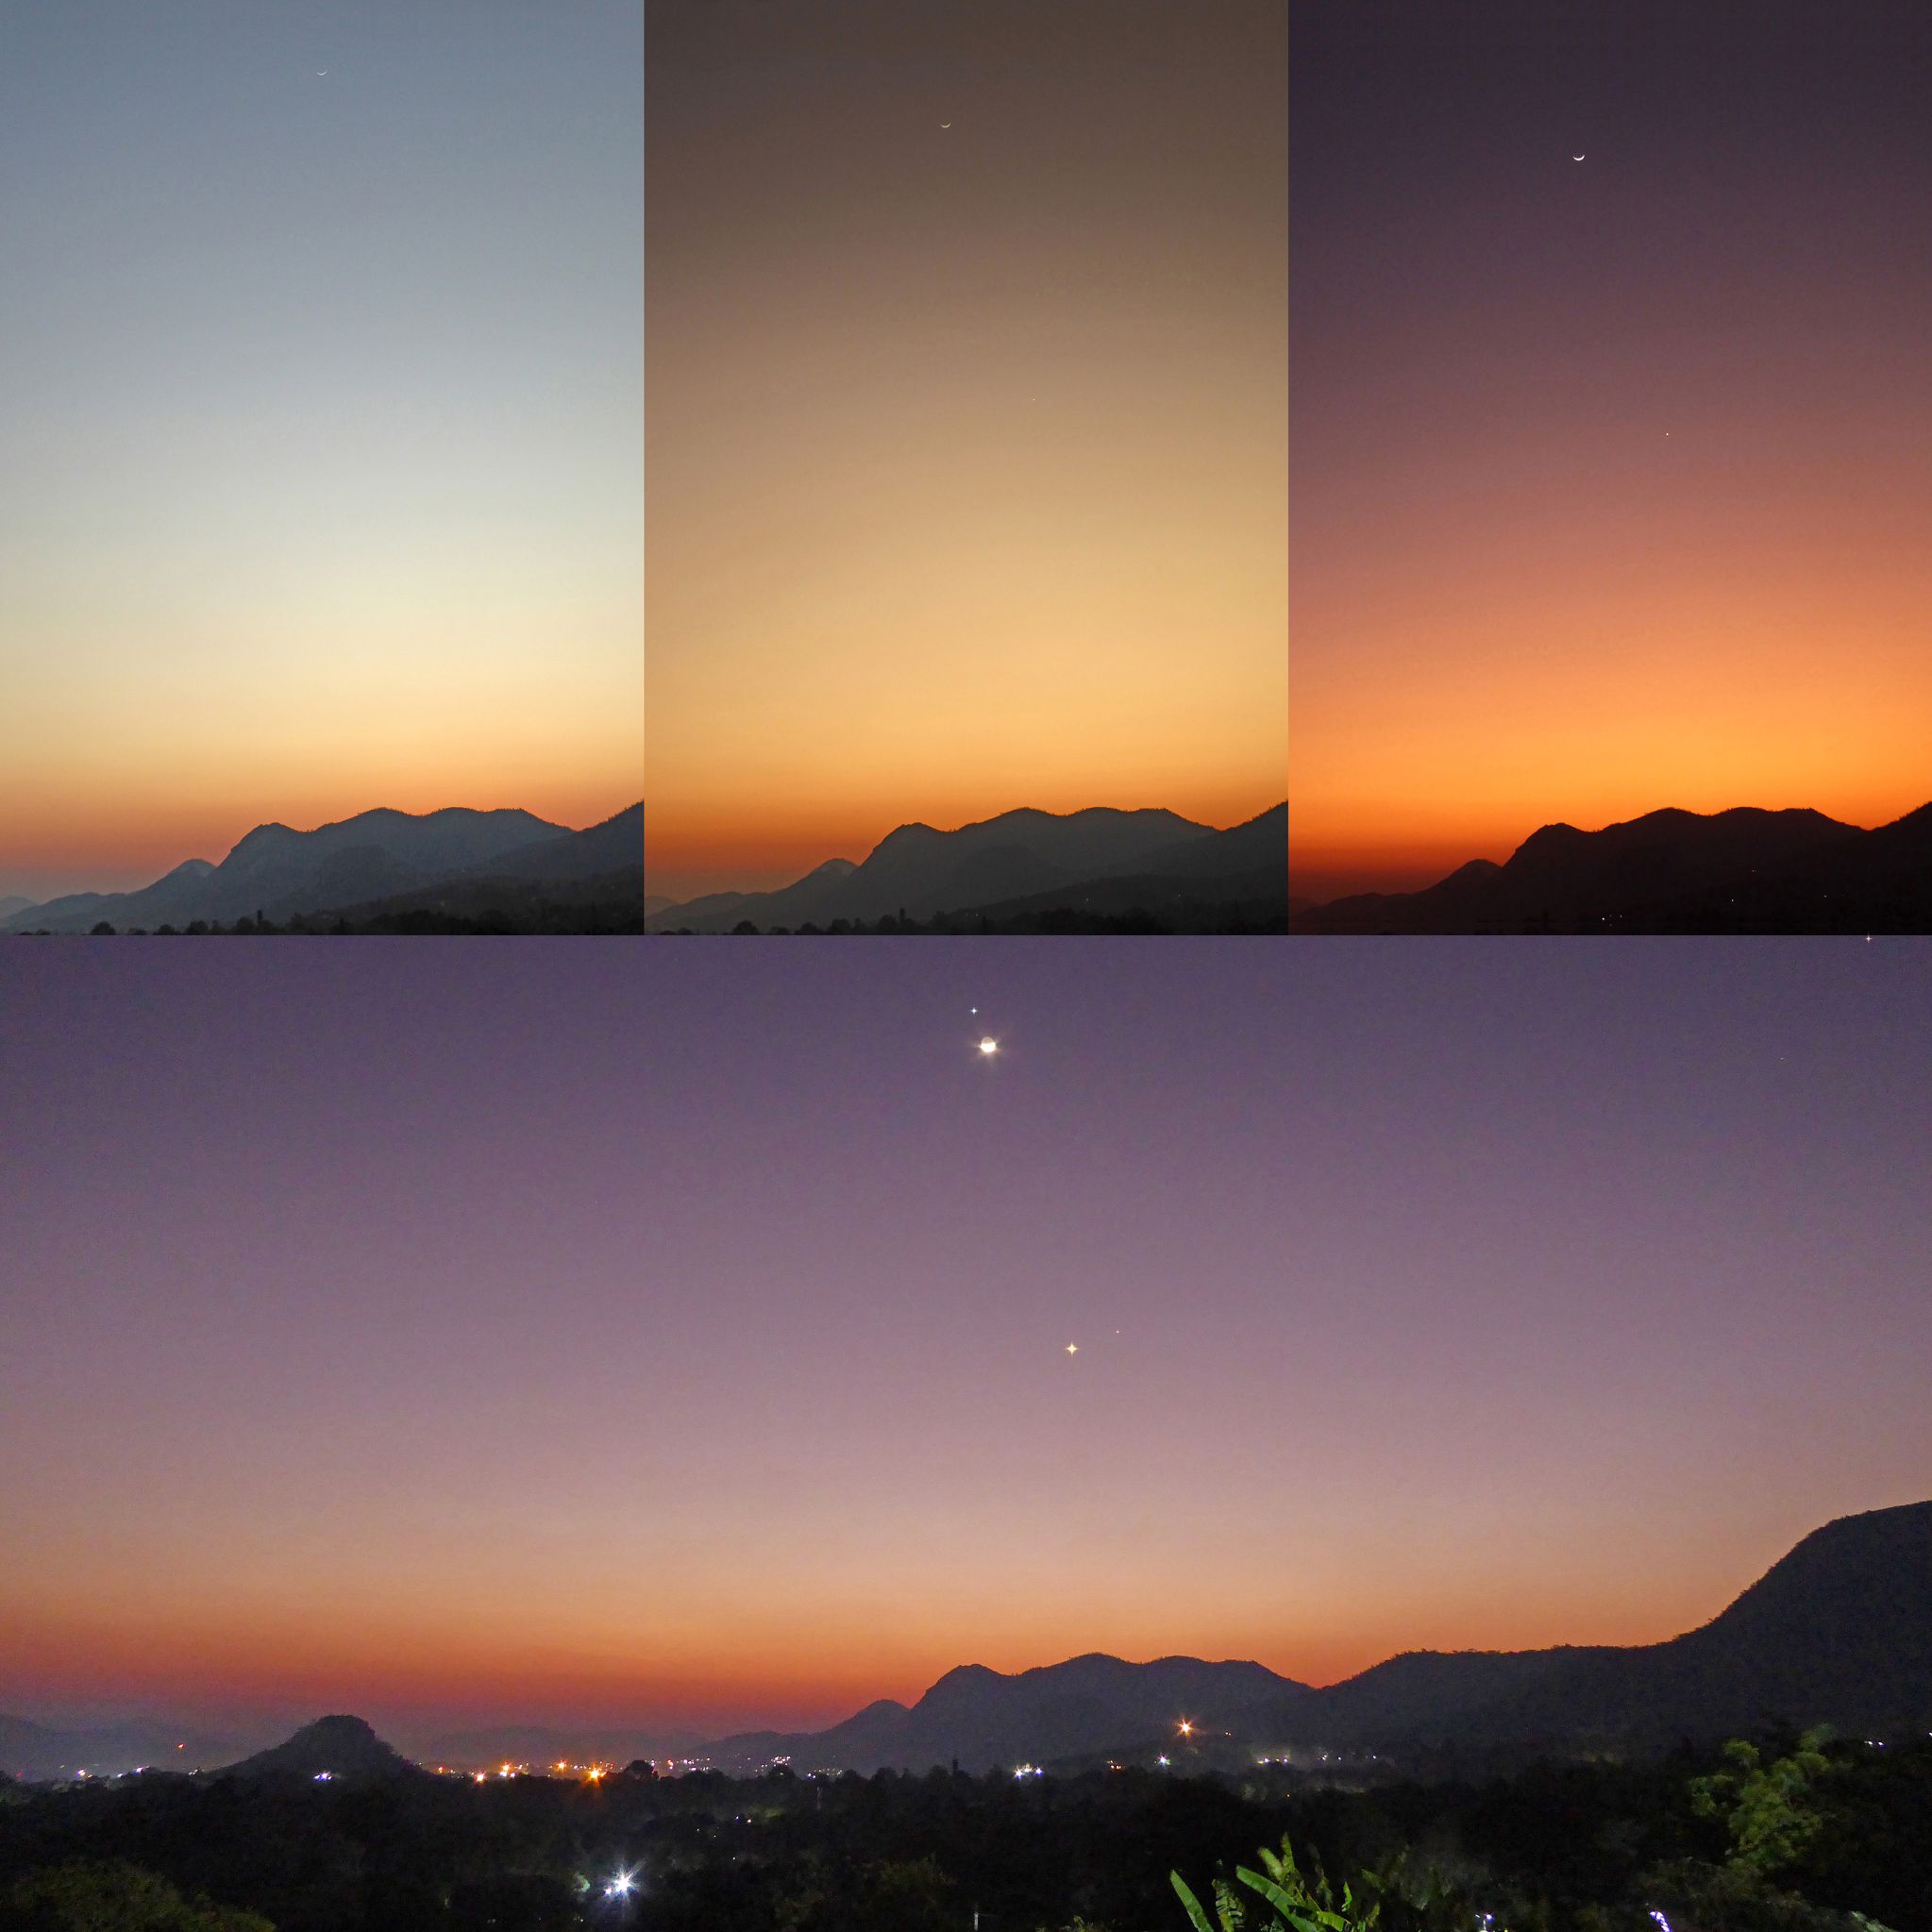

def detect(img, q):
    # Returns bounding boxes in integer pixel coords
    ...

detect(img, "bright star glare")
[978,1037,998,1054]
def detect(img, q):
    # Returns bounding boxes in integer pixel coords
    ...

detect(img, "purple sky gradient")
[2,939,1927,1739]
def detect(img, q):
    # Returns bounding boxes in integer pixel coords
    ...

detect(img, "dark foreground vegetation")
[2,1728,1924,1932]
[655,900,1290,935]
[8,899,646,936]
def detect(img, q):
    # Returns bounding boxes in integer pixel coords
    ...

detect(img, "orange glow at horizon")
[1290,5,1932,909]
[1292,386,1932,901]
[0,1503,1821,1731]
[3,609,640,898]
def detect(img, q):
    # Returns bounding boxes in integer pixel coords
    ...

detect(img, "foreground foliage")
[1,1859,274,1931]
[0,1729,1922,1932]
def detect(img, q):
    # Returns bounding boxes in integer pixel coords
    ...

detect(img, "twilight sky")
[1291,2,1932,902]
[645,0,1287,901]
[0,3,642,903]
[3,939,1927,1740]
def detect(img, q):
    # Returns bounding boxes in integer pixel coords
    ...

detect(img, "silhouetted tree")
[3,1859,273,1930]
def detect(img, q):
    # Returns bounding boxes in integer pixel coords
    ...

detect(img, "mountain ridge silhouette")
[1292,801,1931,932]
[4,803,639,933]
[693,1501,1929,1771]
[648,802,1285,932]
[7,1504,1921,1782]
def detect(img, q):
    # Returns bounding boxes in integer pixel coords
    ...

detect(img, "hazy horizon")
[2,796,641,912]
[8,1487,1924,1753]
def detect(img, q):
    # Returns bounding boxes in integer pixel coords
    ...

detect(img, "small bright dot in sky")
[978,1036,998,1055]
[1066,1343,1078,1354]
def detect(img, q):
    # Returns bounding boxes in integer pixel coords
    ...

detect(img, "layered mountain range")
[8,1503,1921,1783]
[648,802,1287,933]
[695,1502,1929,1771]
[1292,802,1932,933]
[2,804,641,933]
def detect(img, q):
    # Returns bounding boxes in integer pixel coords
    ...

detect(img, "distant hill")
[648,804,1285,933]
[706,1654,1309,1773]
[1291,803,1932,933]
[218,1715,417,1783]
[272,803,647,932]
[459,802,641,884]
[0,894,38,922]
[958,803,1286,930]
[0,805,643,933]
[1263,1501,1932,1756]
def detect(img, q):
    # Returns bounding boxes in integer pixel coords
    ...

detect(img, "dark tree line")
[1,1729,1925,1932]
